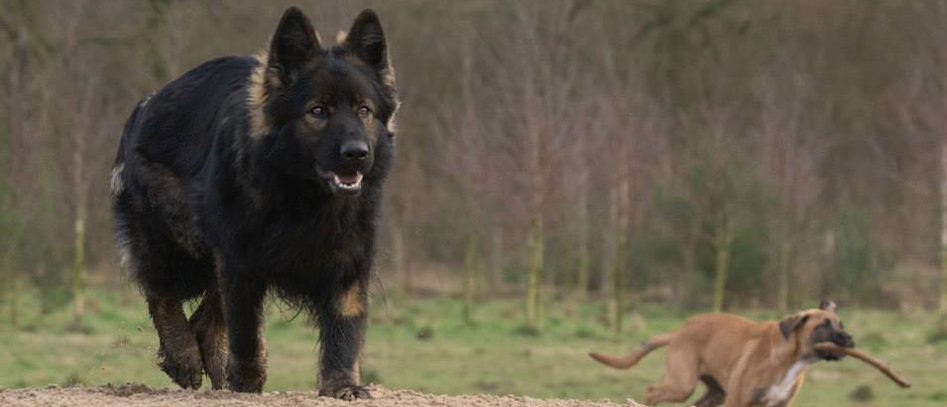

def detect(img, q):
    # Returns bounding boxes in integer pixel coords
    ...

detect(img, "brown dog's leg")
[693,375,726,407]
[644,344,698,405]
[190,289,228,389]
[148,296,204,389]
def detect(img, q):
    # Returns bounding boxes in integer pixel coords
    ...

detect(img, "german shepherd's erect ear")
[268,7,321,87]
[344,10,394,85]
[779,313,811,340]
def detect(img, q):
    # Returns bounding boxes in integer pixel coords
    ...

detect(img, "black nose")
[341,140,369,161]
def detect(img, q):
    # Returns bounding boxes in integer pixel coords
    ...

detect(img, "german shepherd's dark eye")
[357,105,372,118]
[310,105,327,118]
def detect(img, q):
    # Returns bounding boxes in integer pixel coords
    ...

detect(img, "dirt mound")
[0,384,649,407]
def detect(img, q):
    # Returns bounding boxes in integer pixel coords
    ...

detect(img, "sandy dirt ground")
[0,384,650,407]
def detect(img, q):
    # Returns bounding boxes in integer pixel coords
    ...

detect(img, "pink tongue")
[337,172,359,183]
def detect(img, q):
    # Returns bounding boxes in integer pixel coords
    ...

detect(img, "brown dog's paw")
[319,384,373,400]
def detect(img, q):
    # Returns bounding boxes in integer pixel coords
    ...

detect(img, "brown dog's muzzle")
[816,330,854,361]
[834,330,855,348]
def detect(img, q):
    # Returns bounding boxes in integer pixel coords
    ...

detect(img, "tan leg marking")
[337,282,364,317]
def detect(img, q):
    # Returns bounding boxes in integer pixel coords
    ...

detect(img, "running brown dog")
[590,301,854,407]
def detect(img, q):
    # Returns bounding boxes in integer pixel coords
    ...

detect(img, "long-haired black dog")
[110,7,398,399]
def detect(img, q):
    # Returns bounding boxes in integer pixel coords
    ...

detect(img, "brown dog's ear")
[779,313,811,340]
[820,299,837,314]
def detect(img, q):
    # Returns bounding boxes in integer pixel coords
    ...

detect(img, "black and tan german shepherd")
[110,7,398,399]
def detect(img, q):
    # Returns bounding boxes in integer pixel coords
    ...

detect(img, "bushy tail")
[589,331,676,370]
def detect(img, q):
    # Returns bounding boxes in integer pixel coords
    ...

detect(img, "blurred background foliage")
[0,0,946,334]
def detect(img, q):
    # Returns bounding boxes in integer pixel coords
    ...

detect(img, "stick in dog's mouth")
[813,342,912,388]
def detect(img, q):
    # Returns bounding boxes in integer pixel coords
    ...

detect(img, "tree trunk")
[71,209,86,328]
[777,240,792,314]
[577,234,590,301]
[605,199,619,331]
[524,115,546,331]
[391,220,410,296]
[679,246,694,309]
[463,236,477,325]
[489,223,505,293]
[575,134,591,300]
[939,142,947,334]
[606,173,630,332]
[575,173,591,301]
[679,222,700,310]
[68,33,92,330]
[599,210,614,301]
[8,273,18,330]
[712,220,732,312]
[618,150,632,332]
[5,22,28,332]
[525,217,543,331]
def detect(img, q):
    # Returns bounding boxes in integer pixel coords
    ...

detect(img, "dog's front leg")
[219,263,268,393]
[317,278,371,400]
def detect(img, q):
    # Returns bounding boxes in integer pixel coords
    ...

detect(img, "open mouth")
[815,340,852,361]
[816,349,844,361]
[328,170,363,195]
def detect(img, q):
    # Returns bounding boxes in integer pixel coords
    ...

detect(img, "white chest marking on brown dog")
[764,361,809,406]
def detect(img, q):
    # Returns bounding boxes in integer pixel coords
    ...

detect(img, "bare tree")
[491,0,589,330]
[932,1,947,338]
[940,143,947,335]
[0,3,35,328]
[44,0,116,328]
[757,65,825,313]
[3,0,947,324]
[696,89,741,312]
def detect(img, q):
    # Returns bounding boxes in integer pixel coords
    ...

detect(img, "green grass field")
[1,288,945,406]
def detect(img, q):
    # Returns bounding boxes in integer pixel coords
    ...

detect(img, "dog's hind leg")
[693,375,726,407]
[148,296,204,389]
[644,345,699,405]
[190,288,228,389]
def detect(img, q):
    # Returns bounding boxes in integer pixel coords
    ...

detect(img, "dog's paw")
[225,357,267,393]
[157,345,204,390]
[319,384,373,400]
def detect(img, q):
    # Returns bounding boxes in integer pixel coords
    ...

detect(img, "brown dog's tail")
[589,331,676,370]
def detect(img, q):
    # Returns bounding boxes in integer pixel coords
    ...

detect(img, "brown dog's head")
[778,299,854,361]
